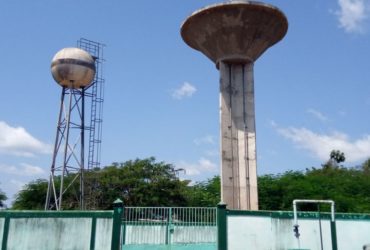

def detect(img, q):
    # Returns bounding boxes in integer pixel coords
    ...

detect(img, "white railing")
[122,207,217,245]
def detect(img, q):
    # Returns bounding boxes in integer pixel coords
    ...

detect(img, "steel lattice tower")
[45,38,105,210]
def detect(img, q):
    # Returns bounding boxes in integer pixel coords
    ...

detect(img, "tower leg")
[59,88,74,210]
[219,61,258,210]
[80,87,85,210]
[45,88,66,210]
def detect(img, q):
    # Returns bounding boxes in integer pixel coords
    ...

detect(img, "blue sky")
[0,0,370,205]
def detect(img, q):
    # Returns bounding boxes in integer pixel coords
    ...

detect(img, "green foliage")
[258,165,370,213]
[13,175,83,210]
[362,158,370,172]
[330,150,346,164]
[11,155,370,213]
[85,157,190,209]
[323,150,346,169]
[186,176,220,206]
[12,179,48,210]
[13,157,190,210]
[0,186,7,208]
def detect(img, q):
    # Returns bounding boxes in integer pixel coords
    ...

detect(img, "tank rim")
[180,0,288,32]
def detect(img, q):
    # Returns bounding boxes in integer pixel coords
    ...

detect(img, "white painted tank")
[51,48,96,89]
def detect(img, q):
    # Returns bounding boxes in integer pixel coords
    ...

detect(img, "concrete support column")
[219,61,258,210]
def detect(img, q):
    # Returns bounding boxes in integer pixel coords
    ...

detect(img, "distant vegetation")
[0,186,6,208]
[259,150,370,213]
[13,157,190,210]
[8,151,370,213]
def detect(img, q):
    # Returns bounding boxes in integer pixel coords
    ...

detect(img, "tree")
[12,155,370,213]
[331,150,345,163]
[323,150,346,168]
[258,171,313,211]
[0,186,7,208]
[13,179,48,210]
[186,176,220,206]
[258,163,370,213]
[362,158,370,172]
[13,157,190,210]
[258,152,368,212]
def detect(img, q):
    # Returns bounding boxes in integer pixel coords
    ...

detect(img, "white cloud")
[205,149,219,157]
[307,108,329,122]
[335,0,369,33]
[172,82,197,100]
[269,120,278,128]
[20,163,45,176]
[176,157,217,176]
[0,163,45,176]
[194,135,215,146]
[10,179,26,191]
[0,121,52,157]
[277,126,370,162]
[0,164,17,175]
[198,158,217,171]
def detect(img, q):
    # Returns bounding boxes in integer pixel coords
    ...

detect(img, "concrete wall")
[228,216,332,250]
[95,218,113,249]
[7,218,92,250]
[337,220,370,249]
[227,211,370,250]
[0,211,114,250]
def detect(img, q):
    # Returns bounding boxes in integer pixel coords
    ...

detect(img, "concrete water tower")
[181,0,288,210]
[45,39,105,210]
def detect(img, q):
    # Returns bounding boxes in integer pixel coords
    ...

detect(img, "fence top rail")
[124,207,217,209]
[0,210,114,219]
[227,210,370,221]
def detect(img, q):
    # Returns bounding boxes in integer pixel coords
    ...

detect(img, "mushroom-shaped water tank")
[181,1,288,65]
[51,48,96,89]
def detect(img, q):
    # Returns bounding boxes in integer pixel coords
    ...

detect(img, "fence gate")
[122,207,217,250]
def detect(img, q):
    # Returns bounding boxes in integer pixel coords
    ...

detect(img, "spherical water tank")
[51,48,96,89]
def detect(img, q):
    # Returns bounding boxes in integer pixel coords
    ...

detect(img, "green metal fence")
[3,202,370,250]
[122,207,217,246]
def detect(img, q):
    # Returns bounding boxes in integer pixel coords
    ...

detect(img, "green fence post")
[111,199,124,250]
[217,203,227,250]
[1,214,10,250]
[331,221,338,250]
[90,216,97,250]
